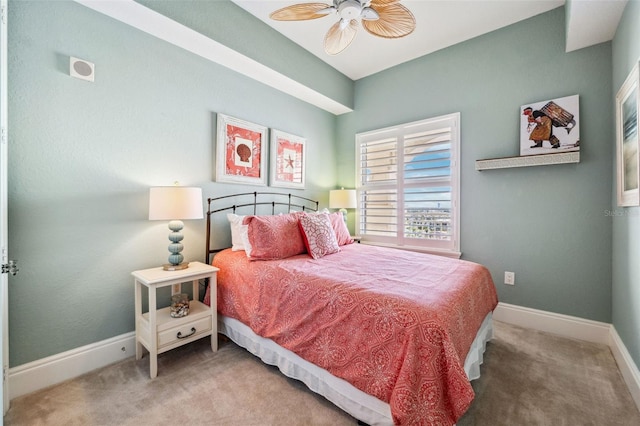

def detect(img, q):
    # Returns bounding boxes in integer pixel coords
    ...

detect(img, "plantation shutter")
[356,113,460,254]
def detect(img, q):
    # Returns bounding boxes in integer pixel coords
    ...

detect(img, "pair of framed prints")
[215,113,305,189]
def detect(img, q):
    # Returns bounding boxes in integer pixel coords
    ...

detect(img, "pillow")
[243,213,307,260]
[328,212,354,246]
[298,213,340,259]
[240,227,253,257]
[304,208,329,215]
[227,214,248,251]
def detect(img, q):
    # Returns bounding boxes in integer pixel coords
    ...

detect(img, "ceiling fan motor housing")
[338,0,363,20]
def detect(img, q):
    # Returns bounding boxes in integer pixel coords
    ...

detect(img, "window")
[355,113,460,256]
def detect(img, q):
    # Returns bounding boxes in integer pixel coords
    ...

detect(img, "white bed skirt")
[218,312,494,426]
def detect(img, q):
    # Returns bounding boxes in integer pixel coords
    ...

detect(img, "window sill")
[359,241,462,259]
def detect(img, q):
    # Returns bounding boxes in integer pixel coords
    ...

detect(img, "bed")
[203,192,498,425]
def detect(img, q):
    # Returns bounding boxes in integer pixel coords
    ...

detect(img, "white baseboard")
[8,332,135,400]
[494,302,640,413]
[493,302,611,344]
[7,303,640,416]
[609,327,640,410]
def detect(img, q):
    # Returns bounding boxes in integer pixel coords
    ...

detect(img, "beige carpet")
[4,321,640,425]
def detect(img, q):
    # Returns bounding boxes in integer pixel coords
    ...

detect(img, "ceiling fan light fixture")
[361,7,379,21]
[338,0,362,20]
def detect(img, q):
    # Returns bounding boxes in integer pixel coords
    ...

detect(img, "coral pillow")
[328,212,354,246]
[298,213,340,259]
[243,213,306,260]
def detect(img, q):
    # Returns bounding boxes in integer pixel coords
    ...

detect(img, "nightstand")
[133,261,219,378]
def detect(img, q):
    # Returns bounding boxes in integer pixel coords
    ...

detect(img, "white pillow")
[227,213,248,252]
[309,208,330,214]
[241,226,253,258]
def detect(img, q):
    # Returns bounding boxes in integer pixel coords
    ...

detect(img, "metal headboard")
[205,191,319,265]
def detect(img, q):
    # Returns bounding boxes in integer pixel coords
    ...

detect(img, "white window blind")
[356,113,460,254]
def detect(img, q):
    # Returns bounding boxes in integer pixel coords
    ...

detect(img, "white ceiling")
[232,0,628,80]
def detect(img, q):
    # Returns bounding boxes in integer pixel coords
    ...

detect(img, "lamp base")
[162,262,190,271]
[339,208,348,223]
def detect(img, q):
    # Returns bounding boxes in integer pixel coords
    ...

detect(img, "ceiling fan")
[269,0,416,55]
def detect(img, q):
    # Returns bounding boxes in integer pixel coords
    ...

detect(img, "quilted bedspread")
[204,244,498,425]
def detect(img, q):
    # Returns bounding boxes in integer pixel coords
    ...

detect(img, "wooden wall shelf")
[475,151,580,171]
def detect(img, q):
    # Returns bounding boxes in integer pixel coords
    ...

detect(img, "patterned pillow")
[243,213,306,260]
[298,213,340,259]
[328,212,354,246]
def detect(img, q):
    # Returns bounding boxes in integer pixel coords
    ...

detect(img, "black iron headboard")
[205,191,319,265]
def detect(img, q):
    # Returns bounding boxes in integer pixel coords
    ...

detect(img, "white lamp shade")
[148,186,204,220]
[329,189,357,209]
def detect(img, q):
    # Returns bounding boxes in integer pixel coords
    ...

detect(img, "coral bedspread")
[204,244,498,425]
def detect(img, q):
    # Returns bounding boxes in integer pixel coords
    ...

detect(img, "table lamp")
[149,186,203,270]
[329,188,356,223]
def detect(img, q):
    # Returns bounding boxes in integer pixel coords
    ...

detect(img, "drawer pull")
[177,327,196,339]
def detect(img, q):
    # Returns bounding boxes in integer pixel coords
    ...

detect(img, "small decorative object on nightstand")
[133,261,218,378]
[170,293,189,318]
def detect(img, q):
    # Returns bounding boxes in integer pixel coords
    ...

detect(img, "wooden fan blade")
[270,3,332,21]
[363,3,415,38]
[324,20,359,55]
[370,0,400,6]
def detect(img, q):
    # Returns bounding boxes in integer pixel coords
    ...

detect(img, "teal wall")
[7,0,638,376]
[7,0,343,366]
[612,0,640,369]
[337,7,614,322]
[136,0,354,110]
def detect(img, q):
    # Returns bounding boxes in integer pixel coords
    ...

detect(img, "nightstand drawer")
[158,316,212,348]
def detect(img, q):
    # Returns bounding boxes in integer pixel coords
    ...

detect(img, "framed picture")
[520,94,580,156]
[270,129,306,189]
[616,63,640,207]
[215,113,267,186]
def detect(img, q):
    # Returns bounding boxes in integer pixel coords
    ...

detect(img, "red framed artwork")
[270,129,306,189]
[215,114,267,186]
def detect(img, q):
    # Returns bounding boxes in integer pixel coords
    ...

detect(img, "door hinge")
[1,4,6,26]
[1,260,18,276]
[0,127,6,145]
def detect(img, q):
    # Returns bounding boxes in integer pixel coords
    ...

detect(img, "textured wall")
[137,0,355,110]
[612,0,640,370]
[337,7,614,322]
[7,0,633,372]
[7,0,338,367]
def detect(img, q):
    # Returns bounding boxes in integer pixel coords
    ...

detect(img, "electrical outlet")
[172,284,181,294]
[504,271,515,285]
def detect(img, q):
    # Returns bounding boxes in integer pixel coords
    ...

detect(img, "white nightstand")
[133,261,219,378]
